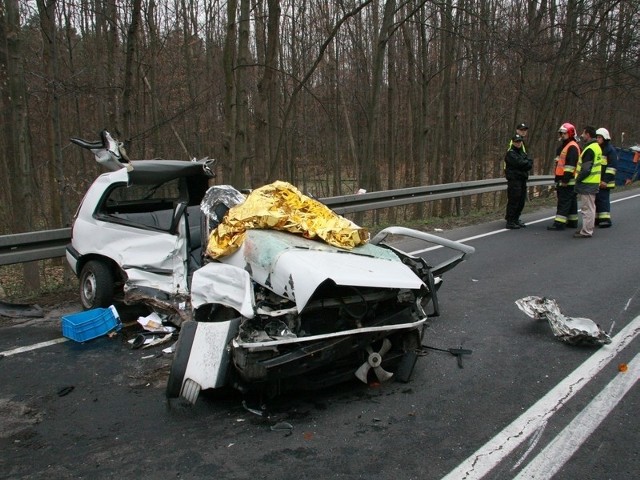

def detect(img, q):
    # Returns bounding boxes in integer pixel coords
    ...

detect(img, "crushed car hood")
[220,229,425,312]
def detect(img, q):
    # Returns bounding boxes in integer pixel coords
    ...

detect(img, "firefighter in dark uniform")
[504,134,533,229]
[547,123,581,230]
[595,127,617,228]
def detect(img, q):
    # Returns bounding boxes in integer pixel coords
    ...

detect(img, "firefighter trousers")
[595,188,612,225]
[554,185,578,225]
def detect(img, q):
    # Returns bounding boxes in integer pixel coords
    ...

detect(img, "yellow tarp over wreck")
[206,181,369,259]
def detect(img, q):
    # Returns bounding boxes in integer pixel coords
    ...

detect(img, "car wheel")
[79,260,115,309]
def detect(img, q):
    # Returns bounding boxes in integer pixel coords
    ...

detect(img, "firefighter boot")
[547,222,565,231]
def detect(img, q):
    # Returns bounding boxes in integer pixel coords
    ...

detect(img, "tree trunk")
[439,0,455,214]
[254,0,281,184]
[4,0,40,289]
[222,0,238,184]
[36,0,66,229]
[235,0,251,187]
[0,3,13,233]
[104,0,120,134]
[360,0,396,193]
[122,0,142,141]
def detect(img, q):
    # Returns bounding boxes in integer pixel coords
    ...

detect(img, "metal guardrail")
[0,176,553,266]
[0,228,73,267]
[326,175,553,214]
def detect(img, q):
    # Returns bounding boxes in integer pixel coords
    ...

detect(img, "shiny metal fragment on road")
[516,296,611,346]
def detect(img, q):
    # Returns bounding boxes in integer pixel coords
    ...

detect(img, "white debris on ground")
[515,296,612,346]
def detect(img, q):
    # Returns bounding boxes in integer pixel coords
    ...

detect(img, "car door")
[75,175,191,296]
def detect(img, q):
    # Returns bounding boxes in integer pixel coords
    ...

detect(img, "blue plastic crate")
[62,305,121,342]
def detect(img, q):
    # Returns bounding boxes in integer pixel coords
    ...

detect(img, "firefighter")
[574,126,604,238]
[547,123,580,230]
[595,127,617,228]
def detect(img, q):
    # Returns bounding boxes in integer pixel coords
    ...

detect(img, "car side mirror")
[170,201,188,234]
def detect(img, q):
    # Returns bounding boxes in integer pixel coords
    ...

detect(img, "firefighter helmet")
[558,122,576,137]
[596,127,611,140]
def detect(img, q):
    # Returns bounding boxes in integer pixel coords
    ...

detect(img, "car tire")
[79,260,115,310]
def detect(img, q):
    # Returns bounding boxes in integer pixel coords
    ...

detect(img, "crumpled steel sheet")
[515,296,612,346]
[200,185,246,224]
[124,285,191,327]
[206,181,369,259]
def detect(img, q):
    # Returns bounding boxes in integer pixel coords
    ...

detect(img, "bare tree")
[3,0,39,288]
[253,0,280,184]
[3,0,640,242]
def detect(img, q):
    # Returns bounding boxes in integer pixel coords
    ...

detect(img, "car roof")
[127,159,214,185]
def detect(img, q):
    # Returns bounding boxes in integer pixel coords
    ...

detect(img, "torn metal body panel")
[221,229,424,312]
[190,263,255,318]
[516,296,612,346]
[167,319,241,403]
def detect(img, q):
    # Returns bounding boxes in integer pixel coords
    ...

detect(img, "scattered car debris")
[137,312,176,334]
[0,300,44,319]
[57,386,75,397]
[129,332,174,350]
[418,344,473,368]
[515,296,612,346]
[355,339,394,383]
[242,400,268,418]
[270,422,294,435]
[142,333,174,349]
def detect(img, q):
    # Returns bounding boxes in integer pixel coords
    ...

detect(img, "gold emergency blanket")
[206,181,369,258]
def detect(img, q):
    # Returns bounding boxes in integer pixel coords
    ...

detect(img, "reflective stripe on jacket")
[600,142,618,189]
[555,140,580,185]
[504,139,526,173]
[576,142,603,184]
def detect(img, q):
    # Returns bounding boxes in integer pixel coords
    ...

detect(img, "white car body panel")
[182,319,241,392]
[221,229,425,312]
[190,262,255,317]
[71,170,190,295]
[73,217,189,294]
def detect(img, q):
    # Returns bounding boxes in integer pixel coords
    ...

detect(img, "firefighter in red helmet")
[547,122,581,230]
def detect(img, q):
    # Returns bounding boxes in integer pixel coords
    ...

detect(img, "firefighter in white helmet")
[595,127,617,228]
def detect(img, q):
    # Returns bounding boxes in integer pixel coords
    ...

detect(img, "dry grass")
[0,261,78,305]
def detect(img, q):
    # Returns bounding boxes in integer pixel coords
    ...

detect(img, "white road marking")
[441,314,640,480]
[514,352,640,479]
[0,337,68,357]
[510,420,547,471]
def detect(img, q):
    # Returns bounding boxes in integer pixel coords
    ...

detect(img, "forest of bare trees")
[1,0,639,236]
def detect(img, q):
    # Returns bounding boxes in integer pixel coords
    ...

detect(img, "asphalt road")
[1,189,639,480]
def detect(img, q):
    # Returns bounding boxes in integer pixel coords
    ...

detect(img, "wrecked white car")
[66,132,214,319]
[67,131,475,403]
